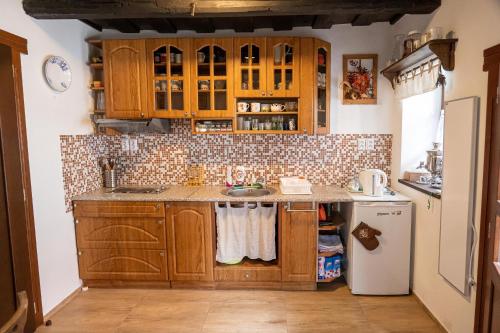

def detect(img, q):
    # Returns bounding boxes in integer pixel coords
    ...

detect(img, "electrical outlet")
[366,138,375,151]
[357,139,366,151]
[121,136,130,153]
[129,138,138,154]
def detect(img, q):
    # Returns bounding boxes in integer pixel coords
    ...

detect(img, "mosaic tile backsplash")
[60,120,392,211]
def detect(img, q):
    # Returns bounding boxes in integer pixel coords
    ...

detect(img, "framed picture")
[342,54,378,104]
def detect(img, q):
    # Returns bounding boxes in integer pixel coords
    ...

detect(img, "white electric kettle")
[359,169,388,197]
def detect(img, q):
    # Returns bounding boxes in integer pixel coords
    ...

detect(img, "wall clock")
[43,55,72,92]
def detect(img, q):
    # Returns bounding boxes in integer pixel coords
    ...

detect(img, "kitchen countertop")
[73,184,410,203]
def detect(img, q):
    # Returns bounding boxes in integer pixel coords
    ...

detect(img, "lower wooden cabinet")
[165,202,214,281]
[281,202,318,282]
[78,248,168,281]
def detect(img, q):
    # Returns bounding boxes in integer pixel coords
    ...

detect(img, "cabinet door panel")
[266,37,300,97]
[281,203,317,281]
[73,201,165,218]
[76,217,166,249]
[166,202,214,281]
[146,39,191,118]
[234,37,267,97]
[78,248,167,281]
[104,40,148,119]
[190,38,234,118]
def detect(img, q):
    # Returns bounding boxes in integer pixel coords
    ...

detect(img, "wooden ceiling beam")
[312,15,336,29]
[79,19,102,32]
[23,0,441,19]
[149,18,177,33]
[107,19,140,33]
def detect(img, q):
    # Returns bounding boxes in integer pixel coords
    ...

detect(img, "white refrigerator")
[341,201,412,295]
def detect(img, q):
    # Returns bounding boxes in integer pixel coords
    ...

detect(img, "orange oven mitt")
[352,222,382,251]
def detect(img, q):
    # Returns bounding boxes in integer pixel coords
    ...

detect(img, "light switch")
[129,138,138,154]
[366,138,375,151]
[121,136,130,153]
[357,139,366,151]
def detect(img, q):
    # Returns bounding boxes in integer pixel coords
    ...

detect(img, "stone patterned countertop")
[72,184,353,203]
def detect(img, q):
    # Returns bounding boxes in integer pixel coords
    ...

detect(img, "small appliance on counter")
[358,169,387,197]
[426,142,443,188]
[100,157,117,188]
[279,177,312,194]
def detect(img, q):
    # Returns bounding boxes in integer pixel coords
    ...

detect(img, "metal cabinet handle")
[156,204,161,209]
[140,112,145,118]
[302,128,307,133]
[191,112,196,117]
[268,91,273,96]
[165,204,170,209]
[285,202,316,212]
[78,251,82,256]
[160,251,165,257]
[261,91,266,96]
[244,273,250,279]
[157,220,164,224]
[75,219,79,224]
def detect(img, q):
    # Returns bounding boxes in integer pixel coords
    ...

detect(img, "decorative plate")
[43,56,72,92]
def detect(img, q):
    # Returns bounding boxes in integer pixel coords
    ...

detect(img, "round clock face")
[43,56,72,92]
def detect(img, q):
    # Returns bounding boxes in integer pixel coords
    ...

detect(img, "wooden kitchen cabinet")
[266,37,300,97]
[234,37,267,97]
[299,38,331,134]
[145,39,191,118]
[281,202,317,282]
[74,201,168,285]
[78,248,168,281]
[166,202,214,282]
[190,38,234,118]
[103,39,149,119]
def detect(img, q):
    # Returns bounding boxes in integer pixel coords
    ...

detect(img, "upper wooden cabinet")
[145,39,191,118]
[166,202,214,282]
[190,38,234,118]
[103,39,148,119]
[234,37,267,97]
[266,37,300,97]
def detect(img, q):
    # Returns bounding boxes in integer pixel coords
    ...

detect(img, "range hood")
[93,118,171,134]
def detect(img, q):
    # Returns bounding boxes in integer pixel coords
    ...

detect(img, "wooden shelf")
[86,39,102,48]
[89,63,103,69]
[318,251,342,257]
[236,112,298,116]
[318,212,345,231]
[317,276,340,283]
[381,38,458,88]
[216,258,278,268]
[235,130,300,134]
[90,86,104,91]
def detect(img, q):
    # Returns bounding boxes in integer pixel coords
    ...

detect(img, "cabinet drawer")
[76,217,166,249]
[214,267,281,282]
[78,248,168,281]
[74,201,165,218]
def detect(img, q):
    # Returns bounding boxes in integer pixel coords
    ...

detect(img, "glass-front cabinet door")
[234,38,266,97]
[191,38,234,118]
[314,39,330,134]
[266,37,300,97]
[146,39,190,118]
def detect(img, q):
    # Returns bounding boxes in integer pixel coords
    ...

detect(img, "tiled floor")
[37,282,444,333]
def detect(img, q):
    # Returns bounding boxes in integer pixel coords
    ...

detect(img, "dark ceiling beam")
[22,0,441,19]
[272,17,294,31]
[149,18,177,33]
[389,13,405,25]
[107,19,140,33]
[312,15,336,29]
[79,19,102,31]
[232,18,254,33]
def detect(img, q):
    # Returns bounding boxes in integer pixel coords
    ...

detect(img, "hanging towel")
[215,202,247,264]
[245,203,276,261]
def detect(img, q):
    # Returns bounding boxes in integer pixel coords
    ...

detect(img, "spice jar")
[408,30,422,50]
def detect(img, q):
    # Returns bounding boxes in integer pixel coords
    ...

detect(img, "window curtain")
[394,60,444,99]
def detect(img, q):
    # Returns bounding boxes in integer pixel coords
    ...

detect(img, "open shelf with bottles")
[192,118,234,134]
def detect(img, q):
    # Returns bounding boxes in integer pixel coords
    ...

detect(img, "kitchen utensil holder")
[104,169,117,188]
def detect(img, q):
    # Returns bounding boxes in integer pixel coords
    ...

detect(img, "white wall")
[97,23,395,134]
[0,0,94,315]
[391,0,500,332]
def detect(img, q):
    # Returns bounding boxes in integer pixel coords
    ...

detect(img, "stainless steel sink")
[107,186,167,194]
[221,187,276,197]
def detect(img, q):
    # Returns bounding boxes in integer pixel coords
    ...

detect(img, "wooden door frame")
[0,29,43,330]
[474,43,500,332]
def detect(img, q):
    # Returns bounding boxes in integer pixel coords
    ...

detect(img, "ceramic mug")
[237,102,250,113]
[251,102,261,112]
[261,104,271,112]
[284,101,298,111]
[175,53,182,64]
[197,52,206,63]
[271,103,286,112]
